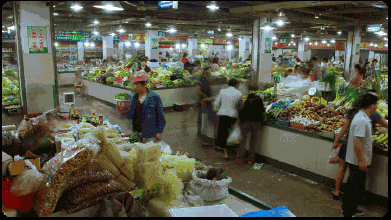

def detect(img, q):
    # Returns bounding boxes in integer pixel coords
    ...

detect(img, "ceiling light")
[374,43,378,47]
[71,4,83,11]
[175,43,180,49]
[369,42,374,46]
[315,14,319,19]
[376,31,387,36]
[7,26,15,30]
[309,42,313,45]
[182,44,186,48]
[330,39,336,43]
[201,43,206,48]
[238,37,242,40]
[272,36,277,40]
[291,33,295,38]
[55,42,59,47]
[385,43,388,47]
[227,45,233,50]
[125,41,131,47]
[135,42,140,47]
[326,43,330,46]
[293,42,296,46]
[315,41,319,45]
[84,42,89,47]
[170,47,173,50]
[53,13,58,16]
[218,28,221,31]
[145,22,152,27]
[276,20,284,27]
[337,30,342,35]
[90,42,95,47]
[93,31,99,35]
[321,39,327,44]
[53,5,56,7]
[93,20,99,25]
[304,36,310,41]
[207,4,219,11]
[278,10,285,17]
[109,32,116,36]
[117,28,125,33]
[262,25,274,31]
[93,2,124,11]
[226,32,233,37]
[383,37,388,41]
[168,28,177,33]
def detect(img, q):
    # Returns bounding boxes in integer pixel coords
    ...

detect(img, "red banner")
[158,45,174,48]
[307,43,337,49]
[336,42,345,49]
[213,39,229,44]
[360,42,388,51]
[272,42,299,48]
[120,34,145,42]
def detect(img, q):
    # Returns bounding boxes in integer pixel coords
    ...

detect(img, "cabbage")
[2,88,11,96]
[12,80,19,88]
[12,88,20,95]
[2,97,8,102]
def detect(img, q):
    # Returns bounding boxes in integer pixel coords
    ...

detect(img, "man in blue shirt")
[128,74,166,143]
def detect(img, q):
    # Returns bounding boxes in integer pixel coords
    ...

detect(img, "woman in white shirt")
[212,79,243,160]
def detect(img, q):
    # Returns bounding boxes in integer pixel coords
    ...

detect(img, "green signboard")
[279,38,288,44]
[54,34,120,41]
[27,26,48,53]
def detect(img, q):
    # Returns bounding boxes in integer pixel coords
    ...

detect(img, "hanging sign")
[366,25,381,33]
[198,39,213,44]
[278,39,288,44]
[360,42,388,51]
[158,1,178,9]
[265,38,272,53]
[158,31,166,39]
[151,38,159,49]
[27,26,48,53]
[207,30,214,35]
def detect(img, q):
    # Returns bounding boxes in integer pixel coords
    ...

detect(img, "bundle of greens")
[321,68,339,93]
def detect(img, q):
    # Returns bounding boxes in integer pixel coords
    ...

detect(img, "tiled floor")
[2,86,388,217]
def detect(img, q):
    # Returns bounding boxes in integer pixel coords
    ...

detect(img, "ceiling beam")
[293,8,365,23]
[230,1,355,14]
[321,7,384,14]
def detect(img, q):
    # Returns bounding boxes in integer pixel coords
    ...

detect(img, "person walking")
[341,93,379,217]
[213,79,243,160]
[195,67,213,147]
[234,82,265,167]
[311,57,322,81]
[332,98,387,205]
[128,73,166,143]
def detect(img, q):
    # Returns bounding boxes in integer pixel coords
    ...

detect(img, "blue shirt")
[345,110,382,139]
[128,88,166,138]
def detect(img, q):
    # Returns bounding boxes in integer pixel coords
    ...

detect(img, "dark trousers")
[216,116,237,149]
[342,163,368,217]
[238,121,262,163]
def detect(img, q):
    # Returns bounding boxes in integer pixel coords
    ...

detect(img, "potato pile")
[316,116,346,132]
[277,106,299,121]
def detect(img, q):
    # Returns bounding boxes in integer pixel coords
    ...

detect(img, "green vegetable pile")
[114,93,128,100]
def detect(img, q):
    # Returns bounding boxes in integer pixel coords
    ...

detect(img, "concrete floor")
[2,86,388,217]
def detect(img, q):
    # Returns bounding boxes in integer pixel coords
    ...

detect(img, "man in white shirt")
[213,79,243,159]
[342,93,379,217]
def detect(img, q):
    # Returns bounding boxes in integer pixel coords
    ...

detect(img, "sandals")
[331,191,342,200]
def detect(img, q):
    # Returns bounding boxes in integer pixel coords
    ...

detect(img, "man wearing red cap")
[128,73,166,143]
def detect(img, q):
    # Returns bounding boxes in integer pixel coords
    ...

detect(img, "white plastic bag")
[227,127,241,146]
[329,148,339,164]
[189,170,232,202]
[159,141,172,154]
[10,159,45,197]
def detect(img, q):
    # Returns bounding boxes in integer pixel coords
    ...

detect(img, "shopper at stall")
[371,59,379,69]
[181,52,190,63]
[196,67,213,146]
[128,74,166,143]
[293,65,301,76]
[136,57,151,74]
[125,50,132,62]
[213,79,243,160]
[311,57,322,81]
[363,61,371,79]
[332,95,388,203]
[234,82,265,167]
[193,60,203,73]
[341,93,379,217]
[321,57,329,78]
[284,69,293,78]
[348,64,364,88]
[210,58,220,72]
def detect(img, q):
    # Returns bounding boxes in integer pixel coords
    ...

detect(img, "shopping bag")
[159,141,172,155]
[227,127,241,146]
[328,148,339,164]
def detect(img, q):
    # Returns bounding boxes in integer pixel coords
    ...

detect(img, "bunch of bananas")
[373,134,388,147]
[4,105,20,109]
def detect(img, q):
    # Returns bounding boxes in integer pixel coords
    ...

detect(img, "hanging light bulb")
[175,43,180,49]
[109,32,116,36]
[304,36,310,41]
[309,42,313,45]
[291,33,295,38]
[326,43,330,46]
[330,39,336,43]
[226,32,233,37]
[135,42,140,47]
[315,14,319,19]
[369,42,374,46]
[315,41,319,45]
[93,30,99,35]
[84,41,89,46]
[117,27,125,33]
[90,42,95,47]
[218,28,221,31]
[374,43,378,47]
[170,47,173,50]
[276,20,284,27]
[145,22,152,27]
[272,36,277,40]
[182,43,186,48]
[385,43,388,47]
[201,43,206,48]
[321,39,327,44]
[168,27,177,33]
[293,42,296,46]
[55,42,59,47]
[278,10,285,17]
[227,45,233,50]
[93,20,99,25]
[71,4,83,11]
[125,41,131,47]
[262,25,274,31]
[337,30,342,35]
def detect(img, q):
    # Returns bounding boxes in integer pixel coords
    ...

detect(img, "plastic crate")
[290,122,305,131]
[275,119,290,127]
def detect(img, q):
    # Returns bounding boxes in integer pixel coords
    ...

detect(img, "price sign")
[273,75,280,83]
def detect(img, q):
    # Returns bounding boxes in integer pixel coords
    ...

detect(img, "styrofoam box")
[169,204,238,217]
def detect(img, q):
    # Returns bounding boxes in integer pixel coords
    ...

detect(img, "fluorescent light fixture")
[291,33,295,38]
[145,22,152,27]
[93,20,99,24]
[226,32,233,37]
[93,2,124,11]
[262,25,274,31]
[175,43,180,49]
[168,28,177,33]
[182,44,186,48]
[304,36,310,41]
[374,43,378,47]
[207,4,219,11]
[330,39,335,43]
[125,41,131,47]
[55,42,59,47]
[276,20,284,27]
[109,32,116,36]
[93,31,99,35]
[7,26,15,30]
[135,42,140,47]
[53,13,58,16]
[227,45,233,50]
[376,31,387,36]
[321,39,327,44]
[272,36,277,40]
[118,28,125,33]
[71,4,83,11]
[90,42,95,47]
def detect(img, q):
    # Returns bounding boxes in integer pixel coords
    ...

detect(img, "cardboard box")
[8,151,40,176]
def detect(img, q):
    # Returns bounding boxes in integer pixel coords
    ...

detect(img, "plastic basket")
[290,122,305,131]
[272,101,292,109]
[2,177,35,213]
[275,119,290,127]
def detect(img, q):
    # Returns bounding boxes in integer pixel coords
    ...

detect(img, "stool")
[74,83,83,95]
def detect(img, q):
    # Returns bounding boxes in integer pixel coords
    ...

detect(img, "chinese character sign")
[28,26,48,53]
[265,38,271,53]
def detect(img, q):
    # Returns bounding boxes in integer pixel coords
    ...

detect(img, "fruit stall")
[2,109,290,217]
[200,79,388,201]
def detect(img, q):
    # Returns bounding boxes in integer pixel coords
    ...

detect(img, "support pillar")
[14,1,57,114]
[298,42,305,62]
[77,41,84,62]
[145,30,159,60]
[102,36,114,59]
[251,19,260,79]
[188,38,197,59]
[239,36,251,62]
[344,27,361,80]
[118,42,125,62]
[258,18,273,85]
[368,51,375,62]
